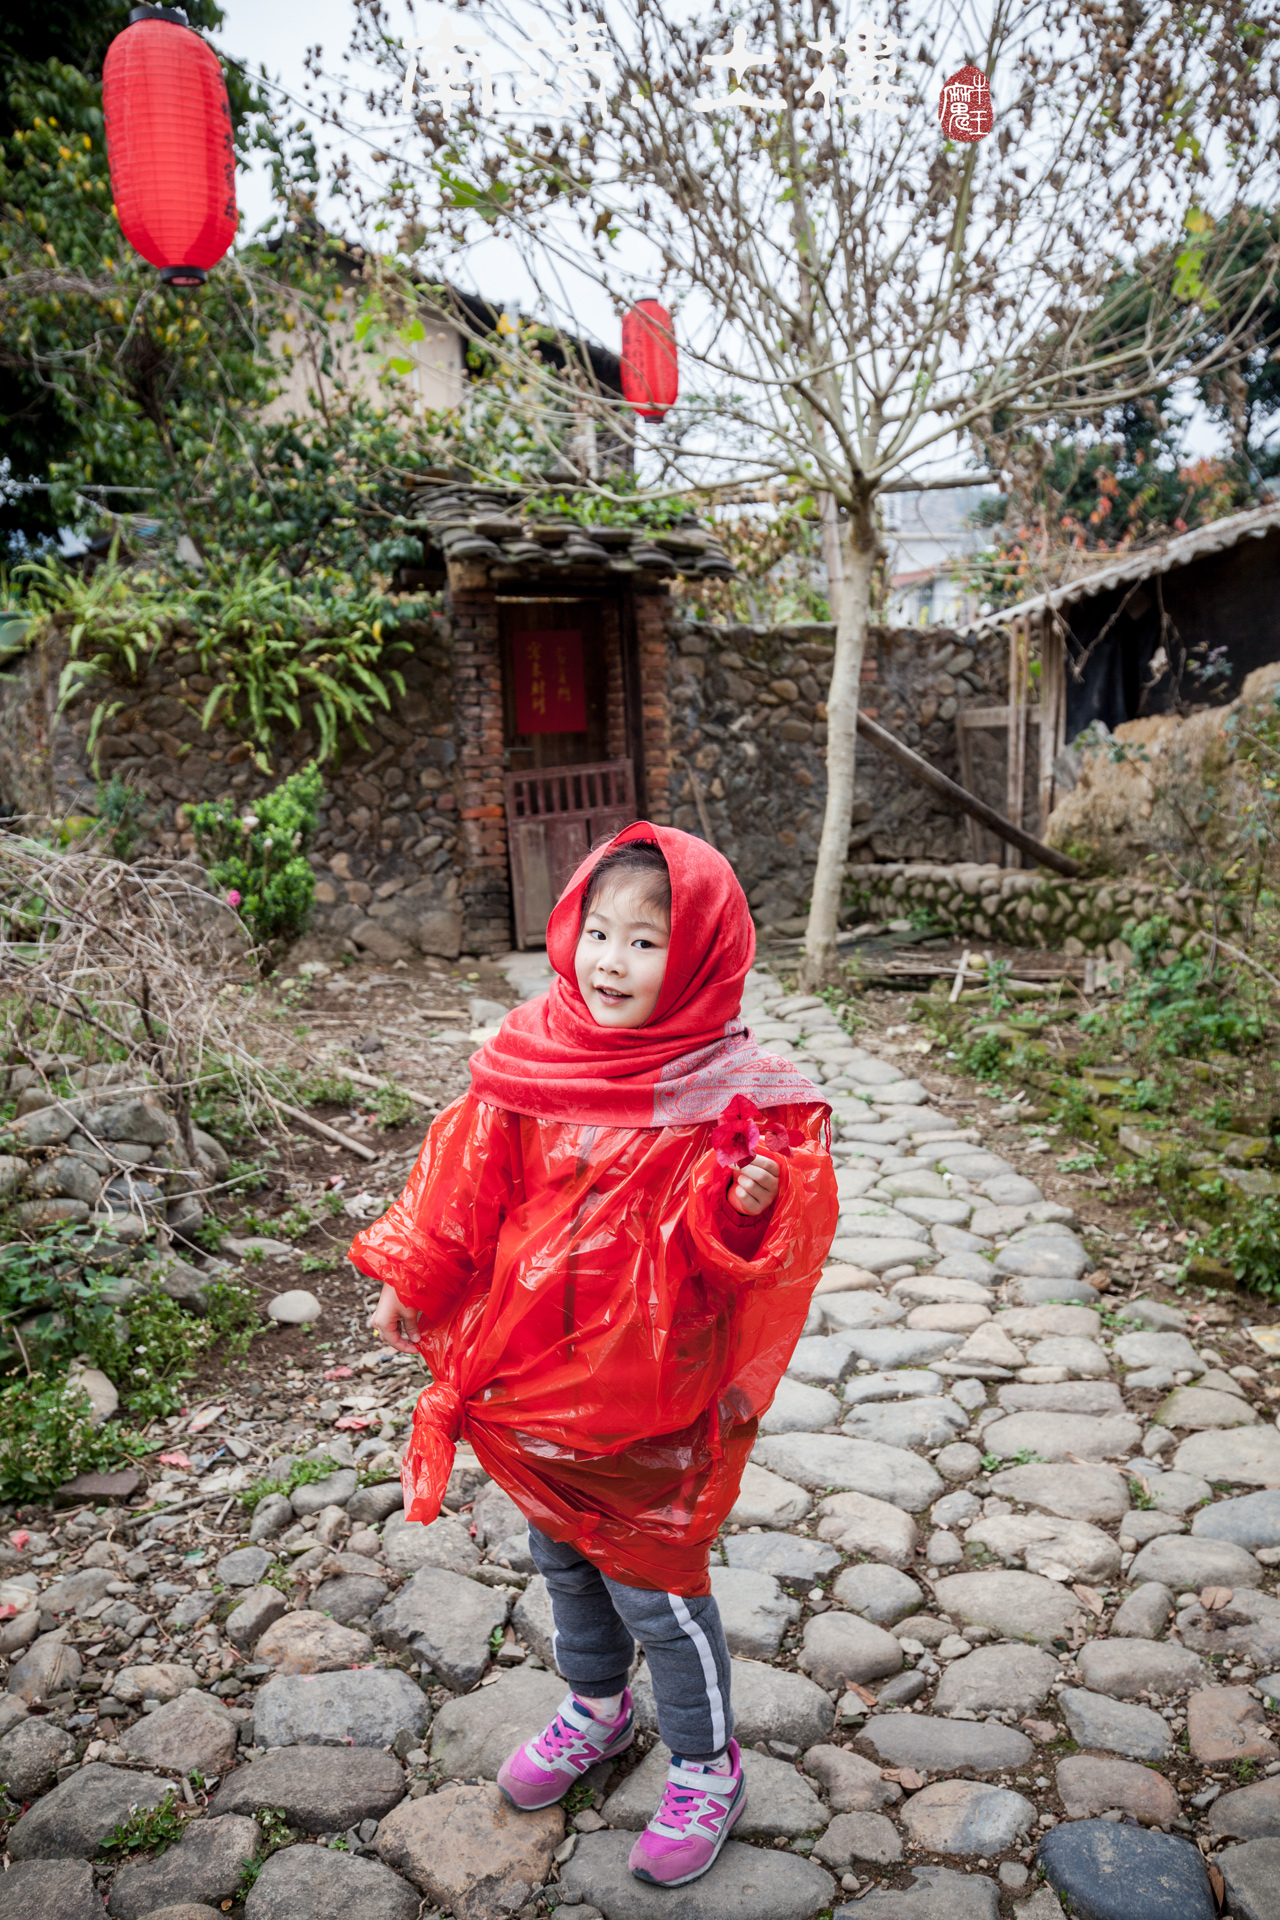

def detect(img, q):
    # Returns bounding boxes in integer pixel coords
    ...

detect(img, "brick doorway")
[497,594,640,948]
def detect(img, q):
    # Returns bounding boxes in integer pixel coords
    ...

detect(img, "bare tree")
[329,0,1280,982]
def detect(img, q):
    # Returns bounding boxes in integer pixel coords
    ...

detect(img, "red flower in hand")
[760,1120,805,1158]
[712,1094,761,1169]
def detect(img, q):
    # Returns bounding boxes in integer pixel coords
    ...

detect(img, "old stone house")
[1,481,1010,955]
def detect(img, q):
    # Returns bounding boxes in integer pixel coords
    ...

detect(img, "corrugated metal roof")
[961,500,1280,633]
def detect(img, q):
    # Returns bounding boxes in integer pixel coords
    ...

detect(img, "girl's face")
[574,878,670,1028]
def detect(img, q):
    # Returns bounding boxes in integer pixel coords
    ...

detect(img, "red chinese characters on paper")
[512,629,587,734]
[939,64,993,142]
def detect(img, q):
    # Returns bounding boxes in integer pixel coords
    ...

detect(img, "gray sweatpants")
[527,1525,734,1762]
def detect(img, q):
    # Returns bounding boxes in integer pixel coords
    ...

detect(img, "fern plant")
[21,546,175,762]
[192,563,410,763]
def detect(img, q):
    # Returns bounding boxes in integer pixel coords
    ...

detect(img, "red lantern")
[103,5,237,287]
[621,300,678,421]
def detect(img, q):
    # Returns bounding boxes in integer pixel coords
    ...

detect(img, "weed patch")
[98,1792,187,1860]
[236,1807,295,1896]
[79,1279,259,1424]
[190,765,324,956]
[1203,1194,1280,1298]
[364,1082,417,1130]
[0,1377,140,1501]
[239,1455,343,1512]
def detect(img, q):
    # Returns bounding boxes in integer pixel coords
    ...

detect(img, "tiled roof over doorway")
[402,479,736,582]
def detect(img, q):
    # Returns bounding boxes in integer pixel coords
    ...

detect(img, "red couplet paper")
[512,629,587,734]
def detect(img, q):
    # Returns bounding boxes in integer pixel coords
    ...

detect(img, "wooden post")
[1037,610,1067,837]
[1005,617,1030,867]
[856,711,1082,876]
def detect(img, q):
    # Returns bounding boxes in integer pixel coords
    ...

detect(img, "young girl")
[350,823,837,1889]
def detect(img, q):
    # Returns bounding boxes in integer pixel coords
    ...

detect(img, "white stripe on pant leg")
[667,1593,726,1754]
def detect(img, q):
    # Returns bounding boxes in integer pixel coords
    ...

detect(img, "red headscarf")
[468,822,825,1127]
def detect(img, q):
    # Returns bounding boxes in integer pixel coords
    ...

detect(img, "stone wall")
[0,1077,225,1246]
[843,861,1231,957]
[666,619,1005,929]
[0,585,678,963]
[1,596,1011,954]
[0,613,472,957]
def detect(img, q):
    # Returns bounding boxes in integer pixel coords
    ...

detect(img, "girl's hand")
[728,1152,780,1216]
[371,1282,422,1355]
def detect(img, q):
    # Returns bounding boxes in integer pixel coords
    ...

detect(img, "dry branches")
[0,833,285,1180]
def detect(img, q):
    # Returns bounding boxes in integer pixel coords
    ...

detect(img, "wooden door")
[505,760,638,949]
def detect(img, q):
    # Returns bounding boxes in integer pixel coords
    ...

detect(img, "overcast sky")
[214,0,355,239]
[211,0,1225,465]
[213,0,626,350]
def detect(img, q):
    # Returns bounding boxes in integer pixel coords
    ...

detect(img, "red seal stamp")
[939,64,993,142]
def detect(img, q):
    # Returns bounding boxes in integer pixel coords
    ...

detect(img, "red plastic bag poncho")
[349,823,839,1593]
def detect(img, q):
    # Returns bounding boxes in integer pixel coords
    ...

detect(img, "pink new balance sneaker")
[628,1740,745,1886]
[497,1689,635,1811]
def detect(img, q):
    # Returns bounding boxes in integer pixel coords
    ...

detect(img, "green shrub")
[0,1377,135,1500]
[1205,1193,1280,1297]
[203,1279,262,1351]
[0,1223,127,1375]
[955,1029,1007,1079]
[79,1279,260,1424]
[26,551,412,770]
[96,773,149,861]
[186,1216,227,1254]
[0,1222,262,1487]
[190,764,323,952]
[191,565,410,763]
[24,547,168,761]
[1046,1081,1098,1140]
[1080,916,1266,1060]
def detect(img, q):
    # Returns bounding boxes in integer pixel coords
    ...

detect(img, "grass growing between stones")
[238,1454,345,1511]
[259,1563,299,1594]
[235,1807,296,1897]
[563,1779,598,1816]
[918,913,1280,1297]
[98,1791,188,1860]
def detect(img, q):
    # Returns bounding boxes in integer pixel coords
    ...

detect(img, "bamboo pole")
[1038,610,1067,836]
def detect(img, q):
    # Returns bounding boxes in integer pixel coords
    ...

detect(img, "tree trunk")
[799,492,876,989]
